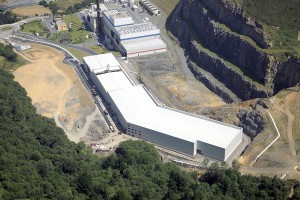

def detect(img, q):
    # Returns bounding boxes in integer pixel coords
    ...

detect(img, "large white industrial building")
[102,10,167,57]
[83,53,243,161]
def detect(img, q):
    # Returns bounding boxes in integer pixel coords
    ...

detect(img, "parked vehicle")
[109,126,114,131]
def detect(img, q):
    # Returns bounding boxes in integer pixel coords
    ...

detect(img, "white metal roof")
[83,53,121,74]
[97,71,134,92]
[129,107,241,148]
[108,83,242,149]
[103,10,134,26]
[108,85,157,119]
[110,11,131,19]
[115,22,158,35]
[121,37,166,52]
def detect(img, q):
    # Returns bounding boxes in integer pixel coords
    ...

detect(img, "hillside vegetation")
[0,43,25,70]
[20,20,49,36]
[0,69,300,199]
[242,0,300,51]
[0,11,18,25]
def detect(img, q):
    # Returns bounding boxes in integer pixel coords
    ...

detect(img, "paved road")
[13,32,98,55]
[0,0,40,10]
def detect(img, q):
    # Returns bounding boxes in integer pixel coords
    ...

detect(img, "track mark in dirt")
[271,91,297,159]
[284,93,297,158]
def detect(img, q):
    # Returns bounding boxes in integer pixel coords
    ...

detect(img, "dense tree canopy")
[0,69,299,199]
[0,43,17,62]
[0,11,18,25]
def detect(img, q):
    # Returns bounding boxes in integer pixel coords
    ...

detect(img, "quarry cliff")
[167,0,300,101]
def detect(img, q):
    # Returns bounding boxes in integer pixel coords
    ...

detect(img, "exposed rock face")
[273,57,300,92]
[237,110,264,139]
[198,0,267,48]
[199,99,266,139]
[188,41,272,100]
[167,0,300,101]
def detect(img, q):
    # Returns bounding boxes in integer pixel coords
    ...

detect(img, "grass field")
[62,14,83,31]
[56,0,83,9]
[151,0,180,15]
[87,45,107,54]
[48,14,93,44]
[20,20,49,36]
[12,5,52,16]
[65,47,90,62]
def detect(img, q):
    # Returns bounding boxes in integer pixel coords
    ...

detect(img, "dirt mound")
[14,43,96,143]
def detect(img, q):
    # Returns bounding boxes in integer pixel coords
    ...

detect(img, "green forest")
[0,69,300,199]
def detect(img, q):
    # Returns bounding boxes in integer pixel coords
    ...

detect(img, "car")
[109,126,114,131]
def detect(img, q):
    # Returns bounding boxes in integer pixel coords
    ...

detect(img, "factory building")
[83,53,243,161]
[102,10,166,57]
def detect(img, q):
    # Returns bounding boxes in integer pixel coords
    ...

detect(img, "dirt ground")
[13,43,108,143]
[239,87,300,168]
[204,86,300,179]
[131,56,225,112]
[12,5,52,16]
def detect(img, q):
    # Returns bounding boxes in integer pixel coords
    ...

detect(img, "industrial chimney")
[96,0,102,33]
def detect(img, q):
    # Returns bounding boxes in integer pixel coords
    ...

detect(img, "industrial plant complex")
[83,53,243,161]
[86,1,166,57]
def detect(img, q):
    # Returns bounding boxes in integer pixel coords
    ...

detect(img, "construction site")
[13,43,110,143]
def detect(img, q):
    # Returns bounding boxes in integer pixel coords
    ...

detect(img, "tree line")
[0,11,18,25]
[39,0,95,15]
[0,43,17,62]
[0,69,300,199]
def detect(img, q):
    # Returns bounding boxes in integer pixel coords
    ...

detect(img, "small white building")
[12,43,32,51]
[83,53,243,161]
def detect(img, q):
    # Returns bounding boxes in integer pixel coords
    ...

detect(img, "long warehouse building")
[83,53,243,161]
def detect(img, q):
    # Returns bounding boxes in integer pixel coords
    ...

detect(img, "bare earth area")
[130,54,225,112]
[12,5,52,16]
[13,43,109,143]
[207,87,300,179]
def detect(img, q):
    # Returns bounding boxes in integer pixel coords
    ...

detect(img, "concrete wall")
[83,61,91,74]
[197,141,225,161]
[128,123,196,155]
[224,129,243,161]
[107,92,127,128]
[126,48,167,58]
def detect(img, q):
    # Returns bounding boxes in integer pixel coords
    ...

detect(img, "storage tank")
[129,0,135,6]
